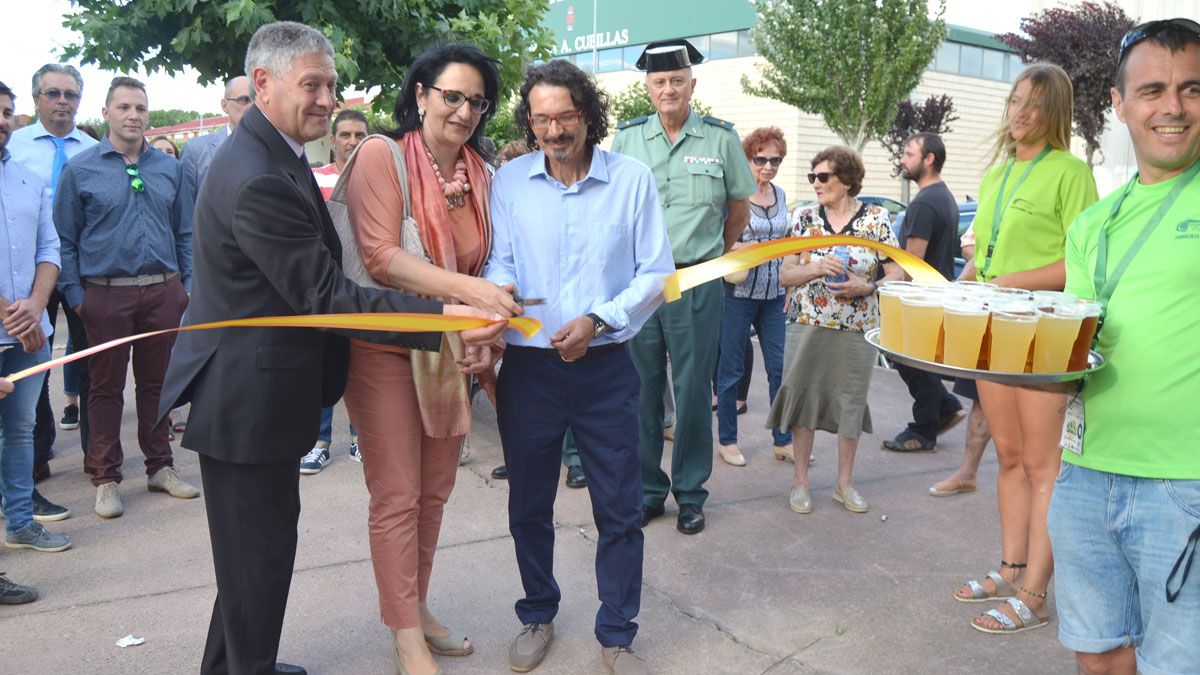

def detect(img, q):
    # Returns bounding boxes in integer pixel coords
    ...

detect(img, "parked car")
[953,198,977,278]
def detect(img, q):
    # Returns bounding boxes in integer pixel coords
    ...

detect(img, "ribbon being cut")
[12,236,939,385]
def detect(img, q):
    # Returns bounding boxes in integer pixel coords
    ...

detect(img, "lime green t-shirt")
[1063,164,1200,479]
[972,148,1098,281]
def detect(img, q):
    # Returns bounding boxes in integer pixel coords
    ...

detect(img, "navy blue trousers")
[497,345,643,647]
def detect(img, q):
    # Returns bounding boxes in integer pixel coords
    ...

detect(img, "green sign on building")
[545,0,756,56]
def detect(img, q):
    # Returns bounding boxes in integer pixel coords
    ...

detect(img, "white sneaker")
[348,438,362,464]
[299,446,331,474]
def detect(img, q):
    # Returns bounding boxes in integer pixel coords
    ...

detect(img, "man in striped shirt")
[311,109,368,200]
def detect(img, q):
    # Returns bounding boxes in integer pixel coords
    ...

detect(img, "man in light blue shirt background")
[0,81,72,599]
[484,60,672,674]
[6,63,95,511]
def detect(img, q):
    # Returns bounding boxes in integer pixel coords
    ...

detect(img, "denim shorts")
[1048,462,1200,675]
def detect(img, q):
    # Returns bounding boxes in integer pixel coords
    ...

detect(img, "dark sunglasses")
[752,156,784,167]
[1118,18,1200,64]
[38,88,81,102]
[126,164,145,193]
[807,172,834,184]
[426,84,490,114]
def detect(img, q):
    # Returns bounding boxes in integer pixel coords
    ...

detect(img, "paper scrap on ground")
[116,635,145,648]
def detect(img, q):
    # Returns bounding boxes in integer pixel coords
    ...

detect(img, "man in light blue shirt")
[485,60,673,675]
[0,82,71,589]
[6,64,94,513]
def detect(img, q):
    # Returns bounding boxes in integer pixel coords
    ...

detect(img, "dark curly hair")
[811,145,865,197]
[386,43,501,158]
[514,60,609,150]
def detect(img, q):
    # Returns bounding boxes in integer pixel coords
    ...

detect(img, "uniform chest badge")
[682,156,722,165]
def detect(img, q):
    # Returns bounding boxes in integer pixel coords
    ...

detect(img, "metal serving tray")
[864,328,1106,386]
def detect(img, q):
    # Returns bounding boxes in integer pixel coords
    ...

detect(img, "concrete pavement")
[0,346,1075,674]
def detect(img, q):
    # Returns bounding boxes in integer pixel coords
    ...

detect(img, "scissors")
[512,292,545,306]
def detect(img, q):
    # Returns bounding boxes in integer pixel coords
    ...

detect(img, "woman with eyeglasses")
[953,63,1098,636]
[340,43,522,675]
[770,146,903,515]
[713,127,795,467]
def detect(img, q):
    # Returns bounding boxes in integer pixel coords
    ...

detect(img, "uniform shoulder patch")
[616,115,649,130]
[701,115,734,130]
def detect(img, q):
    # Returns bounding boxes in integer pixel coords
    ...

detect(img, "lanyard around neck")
[1093,159,1200,313]
[980,145,1052,280]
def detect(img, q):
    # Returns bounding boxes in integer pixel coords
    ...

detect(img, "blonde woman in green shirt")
[954,63,1099,635]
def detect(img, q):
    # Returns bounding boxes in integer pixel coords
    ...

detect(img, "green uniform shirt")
[612,108,756,264]
[1063,164,1200,479]
[971,149,1098,280]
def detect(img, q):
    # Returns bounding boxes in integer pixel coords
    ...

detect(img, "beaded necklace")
[422,138,470,209]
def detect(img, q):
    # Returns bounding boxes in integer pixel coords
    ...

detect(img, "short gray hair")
[32,64,84,98]
[244,21,334,80]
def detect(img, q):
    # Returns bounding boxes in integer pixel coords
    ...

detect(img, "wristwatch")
[586,313,609,339]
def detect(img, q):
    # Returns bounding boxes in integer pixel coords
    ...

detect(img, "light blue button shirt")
[7,120,99,199]
[485,148,674,348]
[0,148,62,344]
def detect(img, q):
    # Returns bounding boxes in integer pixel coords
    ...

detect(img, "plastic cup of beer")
[950,281,998,297]
[1066,300,1102,371]
[989,302,1039,373]
[1031,290,1079,312]
[1032,303,1085,374]
[877,281,915,353]
[942,299,990,370]
[900,292,944,362]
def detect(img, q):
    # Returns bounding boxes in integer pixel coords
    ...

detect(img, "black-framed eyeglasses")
[126,164,145,193]
[224,95,252,106]
[426,85,490,114]
[1118,18,1200,64]
[38,89,81,102]
[807,172,834,184]
[752,156,784,167]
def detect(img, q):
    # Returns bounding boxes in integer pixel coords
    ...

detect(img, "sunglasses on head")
[1118,18,1200,64]
[126,164,145,193]
[807,172,834,184]
[752,156,784,167]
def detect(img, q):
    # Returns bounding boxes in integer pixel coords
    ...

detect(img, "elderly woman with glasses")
[340,43,522,675]
[713,126,794,467]
[769,146,903,515]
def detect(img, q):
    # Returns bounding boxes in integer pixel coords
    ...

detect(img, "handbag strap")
[329,133,412,221]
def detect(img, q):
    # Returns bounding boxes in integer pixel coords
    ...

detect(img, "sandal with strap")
[954,561,1023,603]
[425,629,473,657]
[971,596,1050,634]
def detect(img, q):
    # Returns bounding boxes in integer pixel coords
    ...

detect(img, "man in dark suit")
[159,21,503,675]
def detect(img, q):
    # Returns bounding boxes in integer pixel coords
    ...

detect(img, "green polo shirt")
[1063,163,1200,479]
[971,148,1097,281]
[612,108,756,264]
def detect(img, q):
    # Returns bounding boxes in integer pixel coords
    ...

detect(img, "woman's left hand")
[827,272,875,299]
[456,344,495,375]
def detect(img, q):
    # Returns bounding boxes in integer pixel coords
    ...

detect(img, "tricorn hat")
[634,39,706,72]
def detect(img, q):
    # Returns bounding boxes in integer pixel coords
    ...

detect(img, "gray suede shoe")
[602,645,649,674]
[509,622,553,672]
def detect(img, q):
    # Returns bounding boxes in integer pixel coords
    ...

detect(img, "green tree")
[743,0,947,152]
[485,94,521,148]
[63,0,555,112]
[608,81,711,126]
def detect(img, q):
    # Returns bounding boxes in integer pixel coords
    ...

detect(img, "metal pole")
[592,0,598,72]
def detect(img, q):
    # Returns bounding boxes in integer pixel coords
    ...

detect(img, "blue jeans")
[1048,462,1200,675]
[0,344,50,533]
[318,404,357,444]
[716,292,790,446]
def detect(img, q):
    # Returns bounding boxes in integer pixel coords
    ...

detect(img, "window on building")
[688,34,710,56]
[737,29,756,57]
[709,31,739,59]
[959,45,983,78]
[576,54,596,73]
[982,49,1005,81]
[1007,53,1025,82]
[933,42,959,73]
[624,44,645,69]
[596,47,623,73]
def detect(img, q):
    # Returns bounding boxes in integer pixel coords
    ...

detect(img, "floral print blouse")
[786,203,897,333]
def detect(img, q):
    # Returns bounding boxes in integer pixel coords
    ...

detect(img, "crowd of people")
[0,15,1196,675]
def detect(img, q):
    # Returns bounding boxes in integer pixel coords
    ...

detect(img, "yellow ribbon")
[7,313,541,383]
[663,235,947,302]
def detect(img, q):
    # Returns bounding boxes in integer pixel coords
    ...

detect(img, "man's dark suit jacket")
[160,105,441,464]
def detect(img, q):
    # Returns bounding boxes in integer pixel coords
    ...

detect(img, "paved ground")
[0,338,1076,674]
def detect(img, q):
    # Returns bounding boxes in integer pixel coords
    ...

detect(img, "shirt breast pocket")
[592,222,632,271]
[686,163,724,204]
